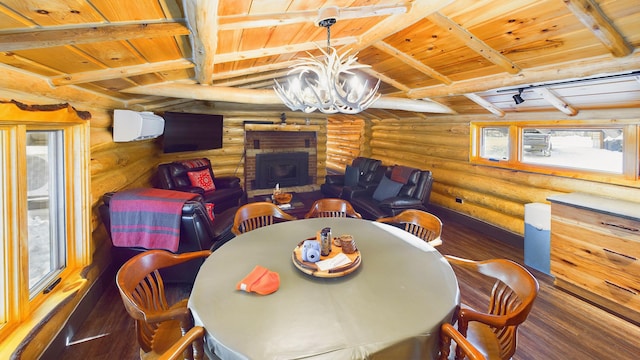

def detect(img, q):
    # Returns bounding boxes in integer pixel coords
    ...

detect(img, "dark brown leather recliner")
[320,157,383,198]
[154,158,244,214]
[343,166,434,220]
[99,192,236,283]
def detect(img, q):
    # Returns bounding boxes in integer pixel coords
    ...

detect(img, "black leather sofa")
[154,157,244,214]
[320,157,383,198]
[99,191,236,283]
[342,165,434,220]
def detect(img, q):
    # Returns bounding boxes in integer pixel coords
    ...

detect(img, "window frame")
[0,104,90,343]
[470,120,640,186]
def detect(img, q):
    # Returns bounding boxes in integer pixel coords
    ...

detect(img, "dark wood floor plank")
[59,214,639,359]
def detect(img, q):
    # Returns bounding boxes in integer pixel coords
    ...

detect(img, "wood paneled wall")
[326,110,640,236]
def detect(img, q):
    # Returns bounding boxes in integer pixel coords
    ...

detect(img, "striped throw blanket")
[109,188,198,252]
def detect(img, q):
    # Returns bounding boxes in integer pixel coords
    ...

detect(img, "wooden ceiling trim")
[213,36,358,64]
[533,87,578,116]
[0,22,189,51]
[89,0,166,21]
[213,60,295,80]
[215,69,290,87]
[216,3,410,31]
[184,0,218,85]
[407,52,640,99]
[0,63,124,109]
[345,0,454,52]
[0,3,37,28]
[359,66,409,93]
[128,37,186,62]
[50,59,194,86]
[372,41,452,85]
[1,51,63,77]
[562,0,633,57]
[131,98,197,112]
[157,0,185,19]
[0,0,104,26]
[74,40,146,68]
[464,93,505,117]
[426,12,521,75]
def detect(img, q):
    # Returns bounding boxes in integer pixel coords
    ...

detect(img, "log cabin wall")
[326,117,366,172]
[326,109,640,237]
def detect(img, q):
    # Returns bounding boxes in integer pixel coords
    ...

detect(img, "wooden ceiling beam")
[184,0,218,85]
[407,52,640,98]
[533,87,578,116]
[122,83,455,113]
[426,12,521,74]
[563,0,633,57]
[130,98,196,112]
[217,3,410,30]
[213,36,357,64]
[0,63,124,109]
[464,93,505,117]
[50,59,194,86]
[0,22,189,51]
[373,41,452,85]
[217,69,291,87]
[348,0,454,51]
[359,67,409,92]
[213,61,297,81]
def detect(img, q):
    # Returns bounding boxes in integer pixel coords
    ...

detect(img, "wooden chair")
[376,209,443,247]
[439,323,486,360]
[232,202,297,235]
[116,249,212,360]
[445,256,539,360]
[153,326,205,360]
[304,198,362,219]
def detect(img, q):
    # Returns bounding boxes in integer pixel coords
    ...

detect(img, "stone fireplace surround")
[244,125,318,197]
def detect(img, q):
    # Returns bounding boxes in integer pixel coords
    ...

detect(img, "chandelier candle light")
[273,7,380,114]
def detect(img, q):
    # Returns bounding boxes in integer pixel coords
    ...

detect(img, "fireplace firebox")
[255,152,309,189]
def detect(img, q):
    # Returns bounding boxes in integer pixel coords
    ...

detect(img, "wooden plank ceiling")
[0,0,639,118]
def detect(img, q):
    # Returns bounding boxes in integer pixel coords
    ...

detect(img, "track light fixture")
[513,88,525,105]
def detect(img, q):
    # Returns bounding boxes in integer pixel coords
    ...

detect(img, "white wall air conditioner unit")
[113,109,165,142]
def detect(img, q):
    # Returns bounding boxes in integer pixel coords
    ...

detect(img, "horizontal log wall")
[326,117,365,173]
[327,110,639,236]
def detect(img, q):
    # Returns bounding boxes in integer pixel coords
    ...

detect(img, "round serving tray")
[292,241,361,278]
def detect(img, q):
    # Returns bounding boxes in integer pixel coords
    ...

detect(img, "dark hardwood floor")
[57,214,639,360]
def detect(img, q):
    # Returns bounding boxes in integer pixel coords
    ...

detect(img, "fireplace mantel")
[244,124,321,132]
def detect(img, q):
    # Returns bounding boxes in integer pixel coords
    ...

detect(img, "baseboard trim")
[429,204,524,249]
[41,264,116,359]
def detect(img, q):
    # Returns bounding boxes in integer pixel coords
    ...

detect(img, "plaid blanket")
[109,188,198,252]
[390,165,416,184]
[179,158,209,169]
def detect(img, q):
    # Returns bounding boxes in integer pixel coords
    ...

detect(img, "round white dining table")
[189,217,460,360]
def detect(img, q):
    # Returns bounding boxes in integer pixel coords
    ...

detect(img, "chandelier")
[273,13,380,114]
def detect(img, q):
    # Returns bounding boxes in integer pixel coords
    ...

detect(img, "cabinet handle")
[603,248,637,261]
[604,280,638,295]
[601,221,639,233]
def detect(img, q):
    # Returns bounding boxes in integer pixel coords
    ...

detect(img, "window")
[27,131,66,295]
[471,121,639,185]
[0,104,90,343]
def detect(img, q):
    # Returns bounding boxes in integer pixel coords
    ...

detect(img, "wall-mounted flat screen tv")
[162,112,223,153]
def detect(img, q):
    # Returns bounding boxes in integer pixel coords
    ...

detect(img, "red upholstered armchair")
[154,158,244,214]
